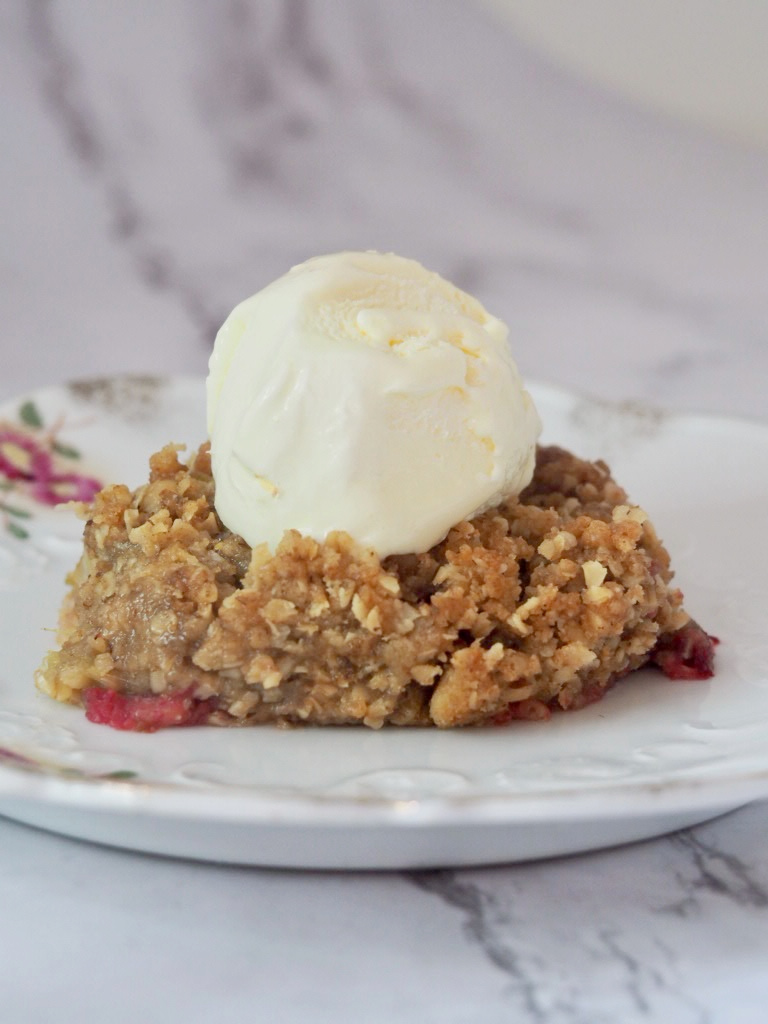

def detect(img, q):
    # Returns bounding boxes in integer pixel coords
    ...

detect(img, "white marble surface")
[1,1,768,1021]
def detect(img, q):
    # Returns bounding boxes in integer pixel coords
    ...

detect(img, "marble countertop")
[2,2,767,1021]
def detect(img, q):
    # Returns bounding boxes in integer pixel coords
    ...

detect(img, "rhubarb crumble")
[35,442,715,731]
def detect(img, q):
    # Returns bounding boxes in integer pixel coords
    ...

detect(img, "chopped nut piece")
[582,560,607,588]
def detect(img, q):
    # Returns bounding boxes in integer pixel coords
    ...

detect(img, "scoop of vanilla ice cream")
[206,251,541,558]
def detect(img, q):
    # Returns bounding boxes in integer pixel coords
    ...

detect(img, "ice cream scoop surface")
[206,251,541,557]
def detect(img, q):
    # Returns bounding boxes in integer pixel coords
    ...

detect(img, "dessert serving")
[36,252,715,731]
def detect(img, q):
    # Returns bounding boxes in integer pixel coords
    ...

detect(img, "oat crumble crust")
[36,443,694,729]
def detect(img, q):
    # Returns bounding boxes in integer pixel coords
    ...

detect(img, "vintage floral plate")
[0,376,767,869]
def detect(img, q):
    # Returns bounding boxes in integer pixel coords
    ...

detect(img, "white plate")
[0,376,767,869]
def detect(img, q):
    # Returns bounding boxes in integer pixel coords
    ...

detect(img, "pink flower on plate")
[0,429,52,481]
[0,409,102,522]
[30,471,102,506]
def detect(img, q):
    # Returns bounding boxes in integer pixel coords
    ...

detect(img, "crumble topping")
[36,442,709,731]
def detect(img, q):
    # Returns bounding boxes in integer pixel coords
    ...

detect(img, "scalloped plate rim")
[1,375,767,865]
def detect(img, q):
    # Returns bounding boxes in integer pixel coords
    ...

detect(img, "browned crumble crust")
[36,443,690,728]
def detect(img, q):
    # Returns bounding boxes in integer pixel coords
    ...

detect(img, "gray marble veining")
[407,809,768,1023]
[669,831,768,913]
[4,0,768,414]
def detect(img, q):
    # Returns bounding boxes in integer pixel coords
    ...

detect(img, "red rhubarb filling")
[84,686,216,732]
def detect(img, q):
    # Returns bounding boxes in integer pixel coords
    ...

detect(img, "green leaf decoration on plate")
[0,502,32,520]
[51,441,81,460]
[19,400,44,429]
